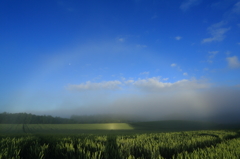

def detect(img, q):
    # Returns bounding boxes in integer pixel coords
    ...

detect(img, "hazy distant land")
[1,112,240,134]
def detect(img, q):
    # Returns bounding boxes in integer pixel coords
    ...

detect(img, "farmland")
[0,123,134,134]
[0,122,240,158]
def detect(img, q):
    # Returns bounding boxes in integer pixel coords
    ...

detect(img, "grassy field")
[1,121,240,158]
[0,128,240,158]
[0,123,134,135]
[1,120,239,135]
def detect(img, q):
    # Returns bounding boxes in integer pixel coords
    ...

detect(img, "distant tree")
[0,112,76,124]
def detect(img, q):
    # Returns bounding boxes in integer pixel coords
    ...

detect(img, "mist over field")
[27,82,240,123]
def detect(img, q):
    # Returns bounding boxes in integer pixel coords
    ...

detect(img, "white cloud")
[238,42,240,45]
[133,77,208,92]
[226,51,231,55]
[180,0,201,11]
[140,72,149,75]
[202,21,231,43]
[226,56,240,68]
[203,68,209,71]
[118,38,125,42]
[133,77,171,91]
[120,77,126,81]
[233,2,240,14]
[171,63,182,71]
[175,36,182,40]
[68,77,209,93]
[162,78,169,81]
[124,80,134,84]
[171,63,177,67]
[209,51,218,55]
[67,75,208,91]
[208,51,218,63]
[67,80,122,91]
[183,72,188,76]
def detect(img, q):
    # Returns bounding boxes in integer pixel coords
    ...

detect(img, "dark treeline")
[0,112,142,124]
[0,112,76,124]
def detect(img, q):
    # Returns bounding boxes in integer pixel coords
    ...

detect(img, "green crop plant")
[0,128,239,158]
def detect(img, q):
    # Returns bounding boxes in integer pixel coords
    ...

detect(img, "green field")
[0,129,240,159]
[1,121,240,158]
[1,120,238,135]
[0,123,134,134]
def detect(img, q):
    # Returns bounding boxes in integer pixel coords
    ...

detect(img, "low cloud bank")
[35,78,240,123]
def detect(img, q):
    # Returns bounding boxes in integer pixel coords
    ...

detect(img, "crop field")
[0,123,240,158]
[0,121,227,135]
[0,123,134,134]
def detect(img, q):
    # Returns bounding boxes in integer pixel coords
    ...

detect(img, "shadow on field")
[236,130,240,138]
[22,124,26,133]
[104,135,121,159]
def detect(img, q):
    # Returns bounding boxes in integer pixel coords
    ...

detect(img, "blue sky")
[1,0,240,121]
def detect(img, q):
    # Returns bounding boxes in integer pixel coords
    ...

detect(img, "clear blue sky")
[1,0,240,121]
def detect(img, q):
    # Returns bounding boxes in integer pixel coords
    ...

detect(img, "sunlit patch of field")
[0,123,134,134]
[34,123,134,131]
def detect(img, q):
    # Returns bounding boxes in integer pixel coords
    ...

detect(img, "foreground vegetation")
[0,126,240,158]
[1,113,240,158]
